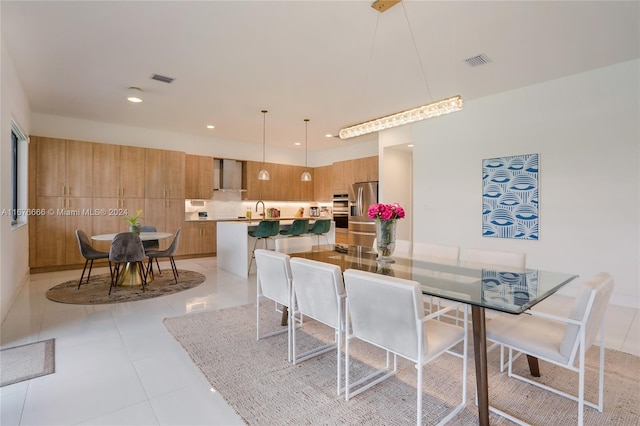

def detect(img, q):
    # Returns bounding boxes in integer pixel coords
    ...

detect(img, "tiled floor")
[1,257,638,425]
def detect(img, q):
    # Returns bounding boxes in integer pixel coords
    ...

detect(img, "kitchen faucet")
[255,200,266,217]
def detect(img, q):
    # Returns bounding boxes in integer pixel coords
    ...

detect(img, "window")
[11,130,18,223]
[10,119,28,227]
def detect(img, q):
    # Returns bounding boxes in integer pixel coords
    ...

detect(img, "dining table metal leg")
[471,306,490,426]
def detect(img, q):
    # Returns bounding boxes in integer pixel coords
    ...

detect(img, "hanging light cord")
[304,118,309,168]
[261,110,267,166]
[401,2,433,102]
[363,15,380,108]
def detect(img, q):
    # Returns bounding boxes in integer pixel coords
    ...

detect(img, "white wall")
[386,60,638,307]
[379,146,413,242]
[1,38,32,321]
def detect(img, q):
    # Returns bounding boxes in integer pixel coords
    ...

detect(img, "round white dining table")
[91,232,173,287]
[91,231,172,241]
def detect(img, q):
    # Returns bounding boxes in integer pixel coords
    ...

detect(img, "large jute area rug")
[1,339,55,387]
[46,270,205,304]
[164,302,640,425]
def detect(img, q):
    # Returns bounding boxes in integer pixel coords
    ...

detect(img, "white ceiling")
[2,1,638,151]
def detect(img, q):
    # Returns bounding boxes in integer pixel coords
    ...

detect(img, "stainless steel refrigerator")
[348,181,378,247]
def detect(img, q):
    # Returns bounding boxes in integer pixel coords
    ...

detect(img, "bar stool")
[307,219,331,246]
[248,220,280,274]
[280,219,309,237]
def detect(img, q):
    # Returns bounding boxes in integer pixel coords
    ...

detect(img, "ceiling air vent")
[464,54,491,67]
[151,74,175,84]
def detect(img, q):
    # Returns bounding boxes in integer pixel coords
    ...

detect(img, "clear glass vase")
[129,224,141,235]
[375,219,397,263]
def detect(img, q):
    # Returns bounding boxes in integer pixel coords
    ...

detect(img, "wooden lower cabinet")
[335,229,349,245]
[33,196,93,267]
[143,198,185,254]
[182,221,216,256]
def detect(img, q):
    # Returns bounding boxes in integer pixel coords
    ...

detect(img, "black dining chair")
[141,225,161,273]
[109,232,147,295]
[75,229,112,289]
[146,228,182,284]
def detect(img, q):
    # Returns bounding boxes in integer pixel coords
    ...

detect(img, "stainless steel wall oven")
[332,193,349,229]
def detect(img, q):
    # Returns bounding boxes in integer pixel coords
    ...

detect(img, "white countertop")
[186,216,332,222]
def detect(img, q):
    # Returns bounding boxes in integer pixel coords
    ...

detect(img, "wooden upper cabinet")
[243,161,314,201]
[243,160,273,201]
[93,143,144,198]
[36,137,93,197]
[330,156,378,194]
[119,146,145,198]
[92,143,120,197]
[144,149,185,199]
[331,160,347,193]
[35,137,65,197]
[353,156,379,183]
[66,140,94,197]
[185,154,214,199]
[295,165,314,201]
[165,151,186,199]
[313,165,332,201]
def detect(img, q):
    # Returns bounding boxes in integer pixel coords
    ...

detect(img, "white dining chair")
[412,242,460,264]
[412,242,460,314]
[465,247,527,365]
[254,249,297,362]
[343,269,468,426]
[371,238,411,257]
[394,239,412,257]
[464,247,526,271]
[486,272,614,426]
[290,257,346,395]
[275,236,313,254]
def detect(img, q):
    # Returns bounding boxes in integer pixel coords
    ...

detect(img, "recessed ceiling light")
[294,142,301,146]
[325,134,333,138]
[407,144,414,148]
[206,125,215,129]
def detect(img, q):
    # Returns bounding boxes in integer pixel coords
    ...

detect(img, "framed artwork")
[482,153,538,240]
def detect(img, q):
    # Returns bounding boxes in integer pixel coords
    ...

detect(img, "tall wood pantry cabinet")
[29,136,187,269]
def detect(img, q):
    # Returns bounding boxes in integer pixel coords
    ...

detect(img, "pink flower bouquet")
[367,203,405,221]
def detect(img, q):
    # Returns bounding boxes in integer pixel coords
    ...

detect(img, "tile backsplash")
[185,192,331,220]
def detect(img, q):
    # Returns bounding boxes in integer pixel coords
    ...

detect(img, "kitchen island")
[217,219,335,277]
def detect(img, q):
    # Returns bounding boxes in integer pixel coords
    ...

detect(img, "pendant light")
[301,118,312,182]
[258,110,270,181]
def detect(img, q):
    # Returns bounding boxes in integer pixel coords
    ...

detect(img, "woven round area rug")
[46,270,206,304]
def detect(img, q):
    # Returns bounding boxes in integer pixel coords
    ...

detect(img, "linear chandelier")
[338,0,464,139]
[339,95,463,139]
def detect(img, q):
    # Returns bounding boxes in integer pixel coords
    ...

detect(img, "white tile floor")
[1,257,638,425]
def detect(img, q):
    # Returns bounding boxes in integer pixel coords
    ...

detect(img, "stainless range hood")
[214,159,246,192]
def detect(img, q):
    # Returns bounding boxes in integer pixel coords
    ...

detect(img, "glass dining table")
[285,244,579,426]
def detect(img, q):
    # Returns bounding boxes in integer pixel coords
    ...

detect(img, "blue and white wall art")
[482,153,539,240]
